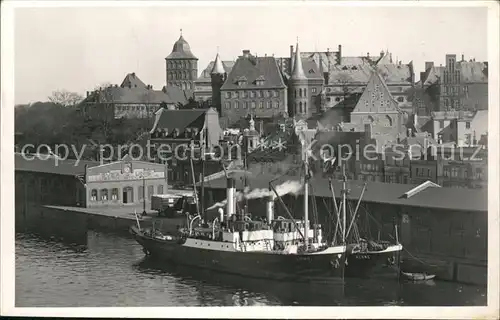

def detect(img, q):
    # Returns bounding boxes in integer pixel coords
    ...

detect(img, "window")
[243,101,248,109]
[250,91,255,98]
[251,101,256,109]
[234,101,239,109]
[257,91,262,98]
[439,120,444,129]
[157,185,164,194]
[444,98,449,107]
[111,188,119,200]
[148,185,154,199]
[335,97,340,102]
[258,101,263,109]
[454,100,460,108]
[274,101,280,109]
[91,189,98,201]
[100,189,109,201]
[235,91,240,99]
[266,101,272,109]
[225,92,230,99]
[451,167,459,178]
[225,102,230,109]
[397,97,404,102]
[139,186,144,201]
[466,122,471,129]
[444,167,450,177]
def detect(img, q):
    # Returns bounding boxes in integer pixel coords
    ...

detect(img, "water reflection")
[135,257,346,306]
[15,231,487,307]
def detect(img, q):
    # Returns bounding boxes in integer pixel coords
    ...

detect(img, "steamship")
[329,175,403,278]
[130,160,347,283]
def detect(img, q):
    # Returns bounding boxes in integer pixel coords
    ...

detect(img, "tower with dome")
[165,30,198,90]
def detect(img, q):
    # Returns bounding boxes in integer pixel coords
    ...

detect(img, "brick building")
[148,107,224,187]
[277,45,414,111]
[217,50,289,127]
[165,32,198,90]
[418,54,488,115]
[194,58,235,106]
[80,73,191,120]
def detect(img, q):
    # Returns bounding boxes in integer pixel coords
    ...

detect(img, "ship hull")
[345,244,402,278]
[131,228,346,283]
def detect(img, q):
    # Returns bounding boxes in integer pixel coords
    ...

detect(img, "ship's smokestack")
[226,178,236,218]
[218,207,224,223]
[266,193,275,222]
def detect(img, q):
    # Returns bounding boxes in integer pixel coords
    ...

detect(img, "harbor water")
[15,231,486,307]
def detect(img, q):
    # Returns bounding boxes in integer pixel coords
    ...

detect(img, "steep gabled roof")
[423,61,488,86]
[221,55,286,90]
[196,60,235,82]
[351,71,400,114]
[150,108,207,135]
[120,73,147,89]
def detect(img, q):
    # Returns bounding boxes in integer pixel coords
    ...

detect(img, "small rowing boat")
[401,271,435,281]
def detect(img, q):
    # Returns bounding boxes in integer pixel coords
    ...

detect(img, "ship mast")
[341,164,347,245]
[303,144,309,249]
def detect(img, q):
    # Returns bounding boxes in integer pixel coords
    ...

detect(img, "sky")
[13,3,488,105]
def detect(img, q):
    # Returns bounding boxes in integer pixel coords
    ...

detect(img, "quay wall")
[14,196,487,286]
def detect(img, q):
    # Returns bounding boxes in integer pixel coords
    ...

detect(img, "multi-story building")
[277,45,414,111]
[194,58,235,106]
[337,70,407,145]
[429,109,488,147]
[217,50,288,127]
[165,32,198,90]
[148,107,224,187]
[418,54,488,115]
[287,42,325,118]
[80,73,191,120]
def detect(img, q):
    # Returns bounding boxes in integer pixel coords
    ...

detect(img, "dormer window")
[185,127,192,138]
[309,69,315,73]
[163,128,168,137]
[173,128,180,137]
[351,66,358,70]
[342,66,349,70]
[192,128,199,137]
[255,75,265,86]
[236,76,247,86]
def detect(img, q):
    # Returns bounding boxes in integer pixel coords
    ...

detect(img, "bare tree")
[48,90,83,107]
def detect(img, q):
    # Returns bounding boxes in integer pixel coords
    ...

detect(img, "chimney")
[461,54,464,62]
[86,91,90,97]
[290,45,294,60]
[413,113,418,128]
[266,193,275,222]
[364,123,372,141]
[425,61,434,71]
[242,50,251,58]
[226,178,236,218]
[132,72,136,77]
[337,44,342,65]
[367,52,370,58]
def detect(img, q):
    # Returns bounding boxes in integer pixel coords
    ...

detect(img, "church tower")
[210,51,226,114]
[289,41,309,118]
[165,30,198,90]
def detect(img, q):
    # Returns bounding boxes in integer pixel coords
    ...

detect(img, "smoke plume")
[206,180,302,211]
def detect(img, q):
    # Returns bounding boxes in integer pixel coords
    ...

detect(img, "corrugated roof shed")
[201,172,488,212]
[15,153,100,176]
